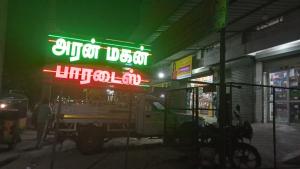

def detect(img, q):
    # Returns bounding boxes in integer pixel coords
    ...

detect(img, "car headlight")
[0,103,7,109]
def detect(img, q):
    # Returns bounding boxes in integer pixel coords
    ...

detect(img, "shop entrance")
[188,75,217,124]
[268,68,300,123]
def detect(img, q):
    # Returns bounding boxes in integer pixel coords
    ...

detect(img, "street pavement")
[0,137,193,169]
[0,130,37,167]
[1,123,300,169]
[252,123,300,168]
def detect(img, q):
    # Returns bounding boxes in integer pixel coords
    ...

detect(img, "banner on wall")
[172,55,192,80]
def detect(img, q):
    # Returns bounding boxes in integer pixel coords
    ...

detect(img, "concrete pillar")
[263,72,269,123]
[0,0,8,93]
[255,62,263,122]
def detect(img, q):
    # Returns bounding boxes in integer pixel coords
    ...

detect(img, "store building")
[151,1,300,124]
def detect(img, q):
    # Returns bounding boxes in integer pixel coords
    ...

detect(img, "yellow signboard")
[172,55,192,80]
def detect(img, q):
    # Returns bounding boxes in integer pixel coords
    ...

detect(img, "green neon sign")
[49,34,151,66]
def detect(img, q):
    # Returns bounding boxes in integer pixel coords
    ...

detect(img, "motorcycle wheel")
[232,143,261,169]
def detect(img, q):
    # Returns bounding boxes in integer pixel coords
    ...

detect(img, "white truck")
[54,91,188,154]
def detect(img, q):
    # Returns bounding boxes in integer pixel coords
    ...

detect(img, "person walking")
[35,98,51,149]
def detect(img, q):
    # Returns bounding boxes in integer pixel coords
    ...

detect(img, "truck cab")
[135,95,166,136]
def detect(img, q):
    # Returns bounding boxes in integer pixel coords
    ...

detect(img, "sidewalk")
[252,123,300,168]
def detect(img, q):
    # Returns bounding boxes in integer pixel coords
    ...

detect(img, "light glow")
[50,36,149,66]
[0,103,7,109]
[49,34,151,52]
[248,39,300,56]
[158,72,165,79]
[46,34,151,89]
[43,69,150,83]
[45,65,146,86]
[52,38,100,62]
[191,67,208,74]
[106,47,148,65]
[106,89,114,95]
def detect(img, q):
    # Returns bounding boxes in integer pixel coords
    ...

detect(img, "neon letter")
[70,42,83,62]
[52,38,70,56]
[80,68,93,84]
[133,74,142,85]
[133,51,143,65]
[110,72,121,84]
[132,51,149,65]
[82,43,100,59]
[120,49,132,63]
[122,69,141,85]
[93,70,110,82]
[106,47,120,61]
[142,52,149,65]
[55,65,69,79]
[69,67,81,79]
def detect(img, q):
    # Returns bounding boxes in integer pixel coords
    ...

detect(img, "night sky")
[3,0,142,102]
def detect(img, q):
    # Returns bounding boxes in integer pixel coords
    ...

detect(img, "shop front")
[263,55,300,123]
[170,54,256,124]
[189,75,217,124]
[170,54,217,123]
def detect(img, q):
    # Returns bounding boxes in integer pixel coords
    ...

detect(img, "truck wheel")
[76,125,104,155]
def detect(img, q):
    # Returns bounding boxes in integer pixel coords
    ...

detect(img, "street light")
[158,72,165,79]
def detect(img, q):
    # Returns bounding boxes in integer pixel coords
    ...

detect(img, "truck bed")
[59,104,134,124]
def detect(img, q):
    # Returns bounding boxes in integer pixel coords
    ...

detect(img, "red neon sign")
[43,65,147,86]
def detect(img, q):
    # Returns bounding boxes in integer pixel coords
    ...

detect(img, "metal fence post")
[192,88,195,121]
[219,27,227,169]
[163,92,168,144]
[50,89,63,169]
[272,87,277,169]
[229,84,233,125]
[195,87,199,126]
[124,93,133,169]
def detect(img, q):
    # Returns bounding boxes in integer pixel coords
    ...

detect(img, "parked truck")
[52,88,192,154]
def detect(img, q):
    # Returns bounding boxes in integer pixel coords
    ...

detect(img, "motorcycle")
[198,109,261,169]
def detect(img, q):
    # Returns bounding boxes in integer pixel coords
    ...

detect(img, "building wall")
[227,57,255,122]
[199,9,300,122]
[0,0,8,93]
[158,9,300,123]
[246,10,300,54]
[203,9,300,67]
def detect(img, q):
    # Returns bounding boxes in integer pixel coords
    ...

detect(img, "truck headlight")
[0,103,7,109]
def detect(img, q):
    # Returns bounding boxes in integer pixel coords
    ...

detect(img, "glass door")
[269,71,289,123]
[289,68,300,123]
[189,75,217,123]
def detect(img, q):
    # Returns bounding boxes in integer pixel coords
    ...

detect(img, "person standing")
[35,98,51,148]
[233,104,241,124]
